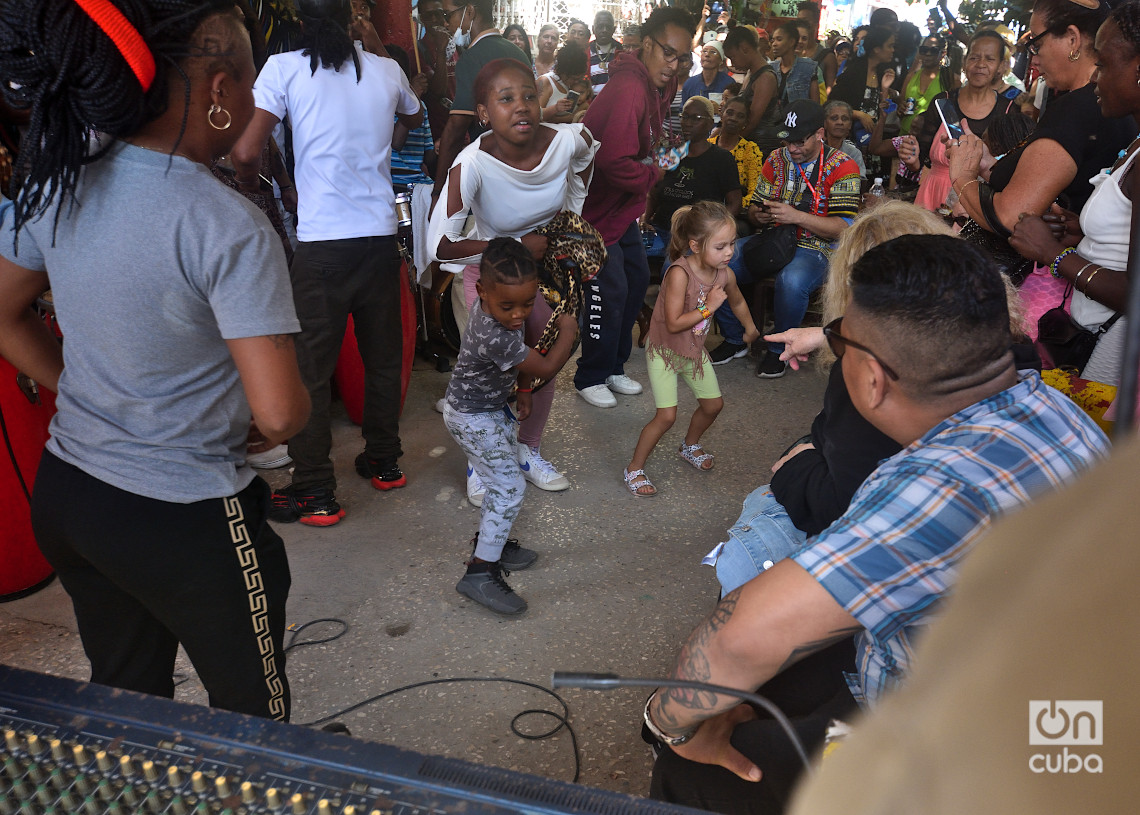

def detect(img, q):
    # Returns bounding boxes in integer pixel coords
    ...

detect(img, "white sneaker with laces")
[606,374,643,395]
[517,444,570,491]
[578,384,618,408]
[466,464,485,507]
[247,443,292,470]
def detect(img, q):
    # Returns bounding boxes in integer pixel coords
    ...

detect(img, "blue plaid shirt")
[793,371,1110,706]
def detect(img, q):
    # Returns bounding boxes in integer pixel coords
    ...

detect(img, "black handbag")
[958,218,1035,286]
[1036,280,1122,372]
[741,155,822,278]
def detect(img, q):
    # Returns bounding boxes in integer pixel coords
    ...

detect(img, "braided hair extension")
[480,237,538,287]
[1110,0,1140,54]
[296,0,361,82]
[0,0,238,239]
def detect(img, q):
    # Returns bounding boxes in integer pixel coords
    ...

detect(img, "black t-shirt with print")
[653,145,741,229]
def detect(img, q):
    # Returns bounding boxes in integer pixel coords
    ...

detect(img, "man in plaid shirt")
[646,234,1110,815]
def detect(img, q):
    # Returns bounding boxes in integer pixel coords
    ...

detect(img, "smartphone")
[566,90,581,104]
[934,98,965,140]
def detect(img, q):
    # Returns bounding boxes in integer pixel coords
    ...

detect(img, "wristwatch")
[643,691,696,746]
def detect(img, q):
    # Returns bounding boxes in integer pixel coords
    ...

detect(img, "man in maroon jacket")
[574,6,696,409]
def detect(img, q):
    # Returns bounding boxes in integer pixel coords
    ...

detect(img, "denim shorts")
[708,485,807,594]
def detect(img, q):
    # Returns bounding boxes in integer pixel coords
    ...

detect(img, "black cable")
[0,397,33,505]
[297,676,581,783]
[284,617,349,652]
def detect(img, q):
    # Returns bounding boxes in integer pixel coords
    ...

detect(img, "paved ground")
[0,337,825,798]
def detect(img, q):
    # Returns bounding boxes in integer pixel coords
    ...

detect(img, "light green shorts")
[647,350,722,409]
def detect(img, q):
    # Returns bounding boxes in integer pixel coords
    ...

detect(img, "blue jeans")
[574,221,651,389]
[715,246,827,352]
[712,485,807,595]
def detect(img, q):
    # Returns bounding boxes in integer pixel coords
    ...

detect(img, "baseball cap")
[777,100,825,142]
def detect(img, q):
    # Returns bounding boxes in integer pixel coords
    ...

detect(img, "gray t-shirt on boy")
[445,300,529,413]
[0,142,300,503]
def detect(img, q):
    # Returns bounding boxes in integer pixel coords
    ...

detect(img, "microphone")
[551,672,813,774]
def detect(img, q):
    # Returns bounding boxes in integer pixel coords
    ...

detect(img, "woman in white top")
[429,58,598,503]
[538,44,588,123]
[1009,3,1140,386]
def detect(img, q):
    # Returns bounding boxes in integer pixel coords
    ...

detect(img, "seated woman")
[946,0,1132,263]
[705,202,949,593]
[643,96,742,257]
[1008,1,1140,386]
[708,97,764,213]
[538,44,587,124]
[823,99,867,184]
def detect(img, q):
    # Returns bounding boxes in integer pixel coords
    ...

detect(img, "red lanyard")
[793,145,824,214]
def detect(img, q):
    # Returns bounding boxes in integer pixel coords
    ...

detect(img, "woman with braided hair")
[0,0,309,718]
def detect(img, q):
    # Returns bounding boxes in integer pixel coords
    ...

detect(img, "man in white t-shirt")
[233,0,421,526]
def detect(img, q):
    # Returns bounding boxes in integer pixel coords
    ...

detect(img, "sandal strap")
[624,468,647,482]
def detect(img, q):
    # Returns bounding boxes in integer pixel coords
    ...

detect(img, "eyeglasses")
[1025,29,1050,56]
[823,317,899,380]
[918,45,940,55]
[441,7,465,22]
[680,112,711,122]
[418,8,444,18]
[650,36,683,65]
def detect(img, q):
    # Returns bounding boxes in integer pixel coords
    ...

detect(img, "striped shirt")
[754,144,860,257]
[588,40,618,94]
[390,104,434,189]
[794,371,1110,707]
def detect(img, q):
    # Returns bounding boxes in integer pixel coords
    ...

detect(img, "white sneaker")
[606,374,643,395]
[434,397,446,414]
[578,384,618,408]
[466,464,485,507]
[247,444,292,470]
[517,444,570,491]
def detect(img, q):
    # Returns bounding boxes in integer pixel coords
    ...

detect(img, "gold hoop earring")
[1068,48,1081,62]
[208,103,232,130]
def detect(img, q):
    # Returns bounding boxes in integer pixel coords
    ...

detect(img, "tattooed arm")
[226,334,310,446]
[649,559,860,781]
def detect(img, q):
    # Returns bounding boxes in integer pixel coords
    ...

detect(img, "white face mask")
[445,6,471,60]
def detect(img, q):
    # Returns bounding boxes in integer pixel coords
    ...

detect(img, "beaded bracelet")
[697,305,711,320]
[1050,247,1077,278]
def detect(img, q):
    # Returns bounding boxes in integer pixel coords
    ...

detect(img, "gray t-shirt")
[445,300,529,413]
[0,142,300,502]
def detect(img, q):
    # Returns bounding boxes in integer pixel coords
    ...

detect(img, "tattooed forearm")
[654,591,741,732]
[774,626,862,675]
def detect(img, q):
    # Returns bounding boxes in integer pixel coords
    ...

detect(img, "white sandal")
[678,443,715,470]
[623,468,657,497]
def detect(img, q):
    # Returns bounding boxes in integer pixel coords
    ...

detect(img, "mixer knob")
[317,800,333,815]
[265,787,284,809]
[215,775,232,798]
[73,774,93,795]
[190,771,207,794]
[25,765,45,784]
[71,746,91,766]
[343,807,357,815]
[82,795,100,815]
[118,756,136,778]
[240,781,257,804]
[24,736,44,757]
[121,785,140,805]
[144,789,163,813]
[49,740,65,762]
[170,795,188,815]
[0,793,14,815]
[166,766,183,787]
[34,785,53,806]
[291,792,307,814]
[95,779,114,802]
[59,790,79,810]
[95,752,113,773]
[1,758,19,781]
[143,760,160,782]
[3,732,20,753]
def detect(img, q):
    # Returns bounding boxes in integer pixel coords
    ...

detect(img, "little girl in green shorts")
[623,201,759,496]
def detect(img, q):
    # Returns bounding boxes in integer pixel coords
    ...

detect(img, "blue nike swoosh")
[520,461,531,471]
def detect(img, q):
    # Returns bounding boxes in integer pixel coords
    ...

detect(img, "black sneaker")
[354,453,407,491]
[710,340,748,365]
[456,562,527,615]
[756,352,788,379]
[467,534,537,571]
[269,486,345,527]
[500,539,538,570]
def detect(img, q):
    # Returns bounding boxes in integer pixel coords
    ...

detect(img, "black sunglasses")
[918,45,940,55]
[823,317,899,380]
[441,6,466,22]
[1025,29,1050,56]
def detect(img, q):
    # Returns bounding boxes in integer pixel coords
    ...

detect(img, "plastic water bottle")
[867,177,886,208]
